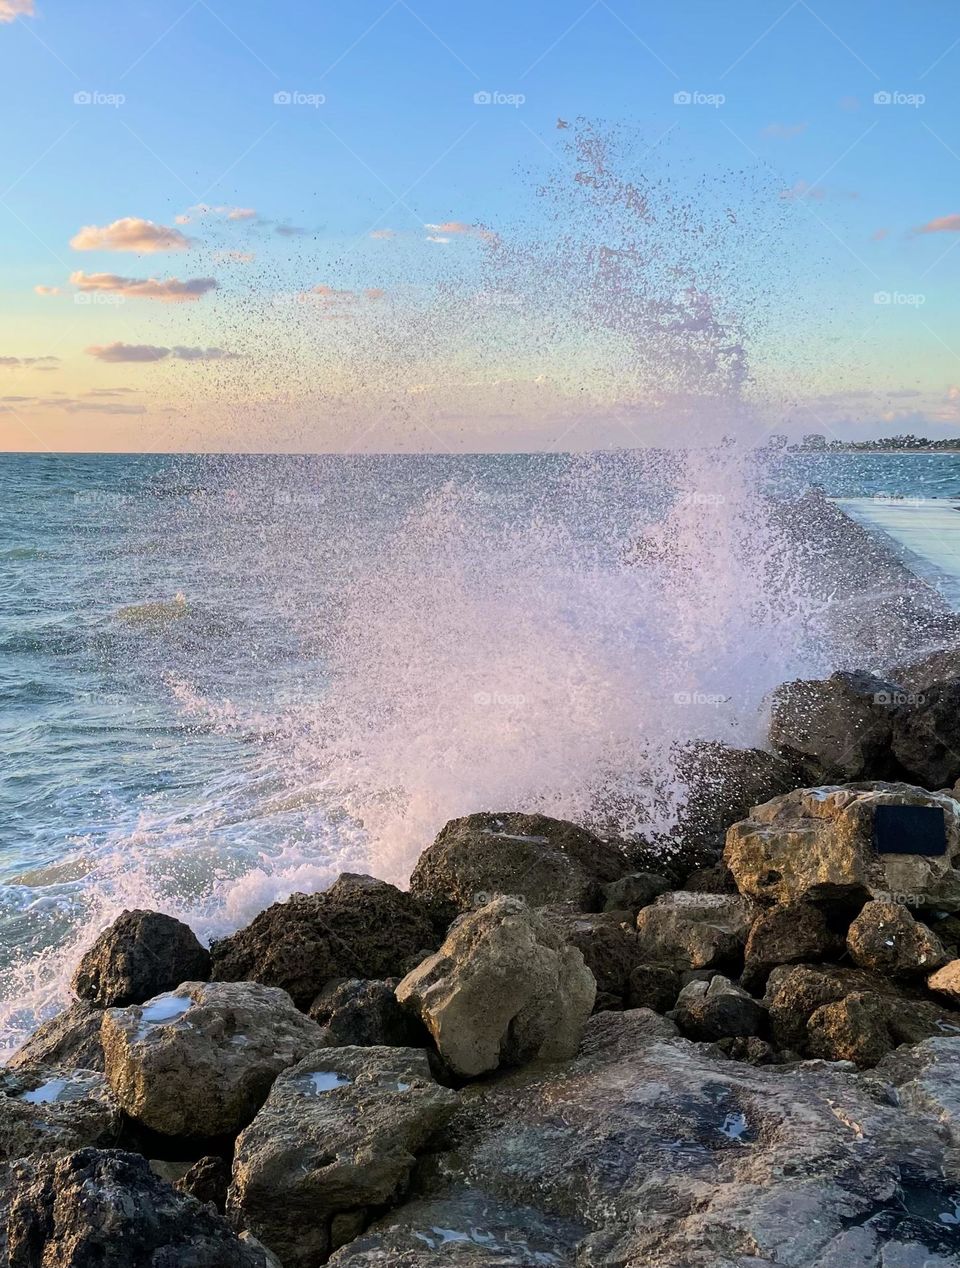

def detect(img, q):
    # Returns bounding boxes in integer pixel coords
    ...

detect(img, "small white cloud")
[0,1,34,23]
[71,218,193,253]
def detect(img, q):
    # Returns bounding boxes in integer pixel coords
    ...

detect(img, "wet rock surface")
[408,811,627,920]
[228,1046,457,1267]
[396,897,595,1078]
[309,978,428,1048]
[634,890,755,970]
[724,782,960,910]
[210,873,437,1009]
[0,1065,121,1160]
[71,908,211,1008]
[891,677,960,788]
[7,1002,105,1072]
[101,980,328,1137]
[4,1147,266,1267]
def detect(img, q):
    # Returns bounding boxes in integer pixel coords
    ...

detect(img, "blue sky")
[2,0,960,451]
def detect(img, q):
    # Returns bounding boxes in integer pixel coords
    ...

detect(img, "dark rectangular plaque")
[872,804,947,857]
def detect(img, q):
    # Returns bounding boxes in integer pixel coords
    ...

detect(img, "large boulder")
[210,874,436,1009]
[929,959,960,1004]
[395,897,595,1079]
[71,909,210,1008]
[768,670,902,781]
[308,979,427,1048]
[806,991,900,1067]
[228,1046,457,1266]
[101,980,329,1138]
[3,1147,265,1267]
[847,899,948,977]
[408,812,627,922]
[326,1010,960,1266]
[741,902,842,991]
[634,891,755,970]
[892,678,960,787]
[724,782,960,911]
[0,1066,121,1160]
[672,975,767,1042]
[601,870,669,915]
[880,1036,960,1147]
[7,1003,105,1072]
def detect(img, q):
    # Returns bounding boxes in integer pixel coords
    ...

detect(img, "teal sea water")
[1,449,959,1049]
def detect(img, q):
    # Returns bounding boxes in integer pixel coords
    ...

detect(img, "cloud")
[298,285,386,314]
[70,218,193,253]
[70,270,218,302]
[0,1,33,22]
[86,342,239,363]
[424,221,498,243]
[213,250,255,263]
[34,285,60,296]
[177,204,257,225]
[762,122,807,139]
[915,213,960,235]
[275,223,311,237]
[369,229,396,240]
[0,355,60,367]
[871,228,889,241]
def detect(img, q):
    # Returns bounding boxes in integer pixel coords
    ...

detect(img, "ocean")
[2,448,959,1051]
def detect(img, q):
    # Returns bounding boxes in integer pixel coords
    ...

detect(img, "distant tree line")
[785,433,960,453]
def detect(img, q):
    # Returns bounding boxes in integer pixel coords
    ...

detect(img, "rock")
[71,909,210,1008]
[101,980,329,1138]
[600,870,669,914]
[634,891,755,970]
[928,959,960,1004]
[847,899,948,976]
[682,860,738,893]
[766,964,853,1050]
[325,1009,960,1266]
[308,979,427,1048]
[742,902,843,991]
[544,908,640,1006]
[768,669,902,781]
[712,1035,777,1064]
[880,1036,960,1147]
[0,1066,121,1160]
[892,677,960,787]
[806,991,898,1066]
[395,898,596,1079]
[210,874,436,1009]
[227,1046,457,1267]
[724,781,960,911]
[625,963,681,1013]
[672,975,767,1041]
[7,1003,105,1072]
[408,812,627,922]
[177,1155,231,1211]
[892,644,960,692]
[4,1147,265,1266]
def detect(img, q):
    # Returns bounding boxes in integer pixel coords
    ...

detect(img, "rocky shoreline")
[4,647,960,1264]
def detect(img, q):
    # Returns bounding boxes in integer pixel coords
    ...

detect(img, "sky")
[2,0,960,452]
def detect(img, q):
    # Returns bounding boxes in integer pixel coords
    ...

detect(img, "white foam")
[20,1077,70,1104]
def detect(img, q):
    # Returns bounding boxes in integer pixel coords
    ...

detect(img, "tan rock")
[634,891,755,970]
[928,959,960,1003]
[847,900,947,977]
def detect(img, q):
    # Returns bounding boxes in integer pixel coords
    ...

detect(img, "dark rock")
[847,899,948,977]
[71,909,210,1008]
[711,1035,777,1064]
[0,1066,121,1161]
[672,975,767,1041]
[177,1155,230,1211]
[600,870,668,914]
[742,903,842,991]
[210,874,437,1008]
[891,644,960,693]
[624,963,681,1013]
[7,1003,105,1073]
[806,991,896,1066]
[227,1046,458,1268]
[768,670,902,781]
[683,861,738,893]
[891,677,960,788]
[545,908,640,1005]
[4,1147,265,1266]
[409,812,628,922]
[308,979,427,1048]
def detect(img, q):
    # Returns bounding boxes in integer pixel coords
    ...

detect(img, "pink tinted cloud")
[915,213,960,234]
[0,1,33,22]
[70,271,218,302]
[86,343,240,363]
[34,285,60,296]
[70,218,193,253]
